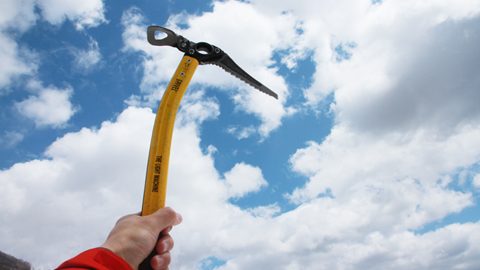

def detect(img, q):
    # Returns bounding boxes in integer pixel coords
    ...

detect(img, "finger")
[161,226,172,235]
[155,234,174,254]
[144,207,182,232]
[150,252,171,270]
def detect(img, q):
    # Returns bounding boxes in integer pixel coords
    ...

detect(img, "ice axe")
[139,26,277,268]
[141,25,278,217]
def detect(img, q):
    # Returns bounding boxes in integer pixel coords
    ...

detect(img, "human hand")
[101,207,182,270]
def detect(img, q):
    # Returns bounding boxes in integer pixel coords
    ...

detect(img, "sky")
[1,0,480,269]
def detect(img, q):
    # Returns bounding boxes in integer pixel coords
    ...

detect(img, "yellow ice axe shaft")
[141,55,199,216]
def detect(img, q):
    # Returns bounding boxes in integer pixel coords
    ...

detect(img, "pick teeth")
[211,62,278,99]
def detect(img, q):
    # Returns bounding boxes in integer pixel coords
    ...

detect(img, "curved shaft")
[141,55,199,216]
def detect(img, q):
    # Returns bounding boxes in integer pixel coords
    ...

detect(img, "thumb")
[143,207,182,233]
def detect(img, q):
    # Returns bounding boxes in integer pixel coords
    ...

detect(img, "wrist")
[101,242,136,270]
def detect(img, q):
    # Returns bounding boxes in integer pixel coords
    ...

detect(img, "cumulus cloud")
[0,33,35,90]
[289,124,480,204]
[36,0,107,30]
[474,174,480,189]
[15,82,77,128]
[2,103,478,270]
[0,94,268,268]
[121,2,299,137]
[334,10,480,135]
[0,1,37,90]
[2,1,480,269]
[0,0,37,32]
[262,2,480,232]
[1,0,106,126]
[0,0,106,91]
[1,0,106,31]
[0,107,153,268]
[224,162,268,198]
[246,203,281,218]
[177,90,220,125]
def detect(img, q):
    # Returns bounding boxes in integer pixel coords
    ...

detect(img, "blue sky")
[1,1,480,269]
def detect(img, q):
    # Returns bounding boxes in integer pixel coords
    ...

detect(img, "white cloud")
[0,0,37,90]
[248,1,480,121]
[0,0,106,91]
[0,107,153,268]
[36,0,107,30]
[474,174,480,189]
[256,3,480,240]
[224,162,268,199]
[121,2,299,137]
[226,125,256,140]
[1,104,479,270]
[335,14,480,135]
[2,1,480,270]
[0,96,228,268]
[0,131,24,149]
[0,33,35,90]
[71,38,102,72]
[15,83,77,128]
[246,203,281,218]
[177,90,220,125]
[289,124,480,204]
[268,222,480,270]
[0,0,37,32]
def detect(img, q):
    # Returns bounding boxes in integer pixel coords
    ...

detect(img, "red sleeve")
[56,247,132,270]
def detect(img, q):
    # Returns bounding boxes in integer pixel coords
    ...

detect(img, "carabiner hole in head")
[195,42,213,55]
[154,30,168,41]
[147,26,177,46]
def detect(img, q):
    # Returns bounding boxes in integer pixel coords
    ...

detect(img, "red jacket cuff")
[56,247,132,270]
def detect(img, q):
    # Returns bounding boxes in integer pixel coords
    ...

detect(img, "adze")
[141,26,278,218]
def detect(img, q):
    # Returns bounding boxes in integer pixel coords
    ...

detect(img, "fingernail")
[155,255,165,267]
[161,241,169,252]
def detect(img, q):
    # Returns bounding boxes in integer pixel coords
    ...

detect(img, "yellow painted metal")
[141,55,199,216]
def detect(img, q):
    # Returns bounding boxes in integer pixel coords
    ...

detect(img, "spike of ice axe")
[139,26,277,269]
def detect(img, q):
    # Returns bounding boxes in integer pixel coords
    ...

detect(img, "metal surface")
[147,25,278,99]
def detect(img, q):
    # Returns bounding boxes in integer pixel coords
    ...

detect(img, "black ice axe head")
[147,25,279,99]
